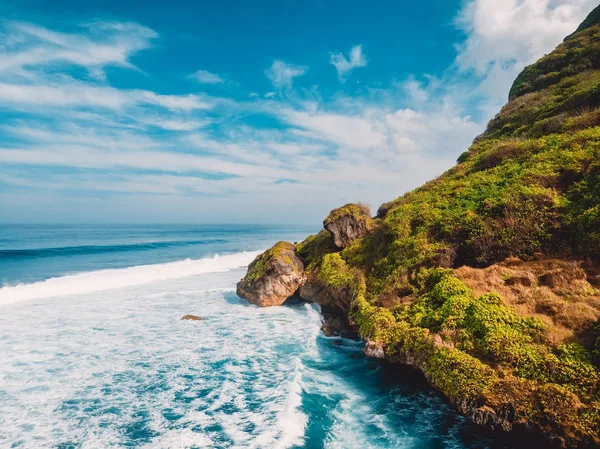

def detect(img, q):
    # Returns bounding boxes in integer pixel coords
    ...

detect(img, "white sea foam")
[0,251,484,448]
[0,269,322,448]
[0,250,261,305]
[274,357,308,449]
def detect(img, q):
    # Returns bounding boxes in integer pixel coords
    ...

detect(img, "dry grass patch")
[455,258,600,347]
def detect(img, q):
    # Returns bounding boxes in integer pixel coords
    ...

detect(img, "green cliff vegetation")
[323,203,374,228]
[245,241,298,284]
[294,7,600,445]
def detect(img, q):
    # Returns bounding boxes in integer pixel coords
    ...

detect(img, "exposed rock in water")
[323,203,373,249]
[236,241,304,307]
[181,315,202,321]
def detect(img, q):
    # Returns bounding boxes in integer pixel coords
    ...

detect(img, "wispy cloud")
[0,2,597,223]
[453,0,598,113]
[0,21,156,79]
[189,69,224,84]
[329,45,367,82]
[265,60,307,89]
[0,82,212,111]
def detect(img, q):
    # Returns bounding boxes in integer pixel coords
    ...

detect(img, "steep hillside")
[237,6,600,448]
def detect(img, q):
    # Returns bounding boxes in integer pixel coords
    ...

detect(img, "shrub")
[425,347,496,400]
[295,230,337,269]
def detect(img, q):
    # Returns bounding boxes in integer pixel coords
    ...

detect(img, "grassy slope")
[299,9,600,444]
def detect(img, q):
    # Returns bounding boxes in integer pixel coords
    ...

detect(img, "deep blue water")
[0,224,311,286]
[0,224,502,449]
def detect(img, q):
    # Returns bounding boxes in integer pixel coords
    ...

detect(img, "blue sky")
[0,0,597,224]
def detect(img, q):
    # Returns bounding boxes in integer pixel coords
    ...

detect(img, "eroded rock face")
[299,273,354,312]
[365,341,385,359]
[236,241,304,307]
[320,304,358,339]
[323,203,372,249]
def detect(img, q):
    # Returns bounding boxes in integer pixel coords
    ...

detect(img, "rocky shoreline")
[235,7,600,448]
[236,209,597,448]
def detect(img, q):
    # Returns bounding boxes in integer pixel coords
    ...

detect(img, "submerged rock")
[323,203,373,249]
[181,315,202,321]
[236,241,304,307]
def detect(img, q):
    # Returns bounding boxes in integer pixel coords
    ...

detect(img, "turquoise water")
[0,225,500,448]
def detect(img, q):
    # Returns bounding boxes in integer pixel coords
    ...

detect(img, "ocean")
[0,224,498,448]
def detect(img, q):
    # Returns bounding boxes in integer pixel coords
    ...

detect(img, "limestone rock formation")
[323,203,372,249]
[236,241,304,307]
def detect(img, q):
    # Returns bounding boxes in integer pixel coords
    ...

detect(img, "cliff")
[237,6,600,448]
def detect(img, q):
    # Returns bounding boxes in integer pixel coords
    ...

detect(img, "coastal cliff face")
[237,6,600,449]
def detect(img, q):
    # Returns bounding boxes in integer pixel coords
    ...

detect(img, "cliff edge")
[237,7,600,448]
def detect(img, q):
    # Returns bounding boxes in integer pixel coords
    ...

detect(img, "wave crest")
[0,251,260,306]
[0,239,228,260]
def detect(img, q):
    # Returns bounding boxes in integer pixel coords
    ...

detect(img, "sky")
[0,0,597,224]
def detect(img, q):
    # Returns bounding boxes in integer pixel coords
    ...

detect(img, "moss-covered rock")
[323,203,374,248]
[236,241,304,307]
[295,230,337,269]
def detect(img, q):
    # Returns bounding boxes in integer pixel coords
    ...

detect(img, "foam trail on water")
[274,357,308,449]
[0,250,261,305]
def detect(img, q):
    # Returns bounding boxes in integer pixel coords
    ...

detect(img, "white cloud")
[0,145,291,179]
[282,108,386,151]
[137,91,212,111]
[330,45,367,82]
[150,119,209,131]
[454,0,597,106]
[265,60,307,89]
[189,70,224,84]
[0,21,156,78]
[1,5,598,224]
[0,83,129,109]
[0,82,212,111]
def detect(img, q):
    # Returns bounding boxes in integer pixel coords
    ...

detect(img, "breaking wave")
[0,250,261,305]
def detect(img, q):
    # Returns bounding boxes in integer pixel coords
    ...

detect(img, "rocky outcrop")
[236,241,304,307]
[384,345,594,449]
[299,273,353,312]
[376,202,393,219]
[237,242,600,448]
[234,7,600,445]
[323,203,373,249]
[364,341,385,358]
[320,304,358,339]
